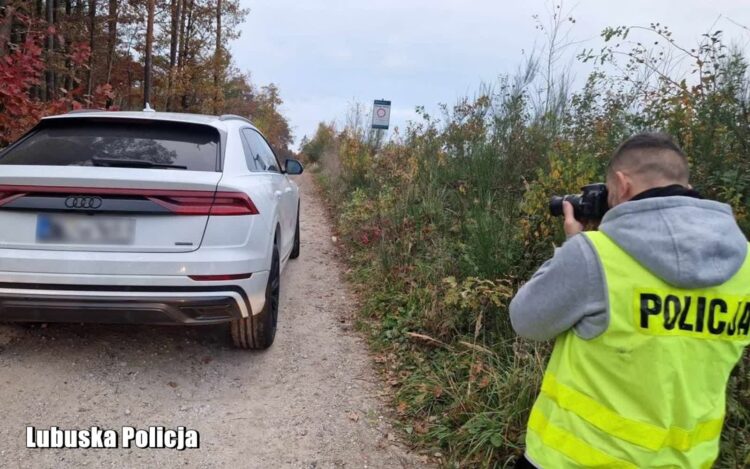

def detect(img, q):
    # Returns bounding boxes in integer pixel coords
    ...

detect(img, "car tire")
[230,240,280,350]
[289,203,300,259]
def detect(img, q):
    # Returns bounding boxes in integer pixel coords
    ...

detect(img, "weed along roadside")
[303,25,750,468]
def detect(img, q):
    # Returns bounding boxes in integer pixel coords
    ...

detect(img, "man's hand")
[562,201,600,237]
[563,200,584,237]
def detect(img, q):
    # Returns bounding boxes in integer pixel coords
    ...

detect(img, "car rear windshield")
[0,118,220,171]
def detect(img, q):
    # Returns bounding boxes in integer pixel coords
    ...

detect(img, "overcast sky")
[231,1,750,147]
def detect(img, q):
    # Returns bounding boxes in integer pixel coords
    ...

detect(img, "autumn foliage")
[0,0,292,153]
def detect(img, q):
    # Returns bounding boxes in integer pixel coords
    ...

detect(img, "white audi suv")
[0,110,303,349]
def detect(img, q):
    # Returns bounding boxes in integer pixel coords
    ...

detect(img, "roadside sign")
[371,100,391,130]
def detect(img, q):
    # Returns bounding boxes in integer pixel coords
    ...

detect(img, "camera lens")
[549,196,564,217]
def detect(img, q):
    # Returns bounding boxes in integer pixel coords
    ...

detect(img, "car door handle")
[274,190,282,199]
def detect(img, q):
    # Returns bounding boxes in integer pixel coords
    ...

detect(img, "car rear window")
[0,119,220,171]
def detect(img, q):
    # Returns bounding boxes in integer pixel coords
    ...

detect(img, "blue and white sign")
[371,100,391,130]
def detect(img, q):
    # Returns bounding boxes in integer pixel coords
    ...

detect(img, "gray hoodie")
[510,196,748,341]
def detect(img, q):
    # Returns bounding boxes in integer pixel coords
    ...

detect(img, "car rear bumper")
[0,271,270,325]
[0,292,244,325]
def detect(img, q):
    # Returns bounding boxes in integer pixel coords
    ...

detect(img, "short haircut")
[607,133,689,184]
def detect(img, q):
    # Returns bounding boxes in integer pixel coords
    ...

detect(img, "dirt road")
[0,173,424,468]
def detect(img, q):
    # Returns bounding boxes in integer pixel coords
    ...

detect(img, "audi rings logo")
[65,195,103,209]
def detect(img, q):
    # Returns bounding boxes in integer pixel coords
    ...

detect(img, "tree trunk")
[143,0,155,109]
[45,0,54,101]
[64,0,73,93]
[166,0,181,111]
[126,52,133,110]
[3,0,21,45]
[213,0,222,114]
[177,0,187,70]
[29,0,44,99]
[180,0,195,110]
[105,0,116,83]
[86,0,96,99]
[53,0,64,94]
[0,2,14,58]
[73,0,85,101]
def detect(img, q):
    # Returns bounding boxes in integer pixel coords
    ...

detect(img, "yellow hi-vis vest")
[525,231,750,468]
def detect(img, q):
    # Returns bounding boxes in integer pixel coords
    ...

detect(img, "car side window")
[248,130,280,173]
[240,128,261,171]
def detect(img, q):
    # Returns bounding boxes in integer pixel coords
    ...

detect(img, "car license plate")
[36,214,135,245]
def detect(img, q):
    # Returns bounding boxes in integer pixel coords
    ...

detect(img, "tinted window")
[257,135,280,172]
[0,119,219,171]
[240,129,261,171]
[242,129,279,173]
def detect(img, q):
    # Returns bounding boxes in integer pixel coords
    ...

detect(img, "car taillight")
[0,192,25,206]
[147,194,215,215]
[0,185,259,216]
[148,192,259,216]
[209,192,260,215]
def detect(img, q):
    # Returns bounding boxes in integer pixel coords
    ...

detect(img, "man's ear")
[616,171,631,201]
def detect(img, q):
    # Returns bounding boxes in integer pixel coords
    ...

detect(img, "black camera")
[549,183,609,221]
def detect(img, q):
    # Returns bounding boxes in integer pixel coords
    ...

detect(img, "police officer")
[509,133,750,468]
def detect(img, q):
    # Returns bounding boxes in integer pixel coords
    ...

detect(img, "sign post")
[371,99,391,130]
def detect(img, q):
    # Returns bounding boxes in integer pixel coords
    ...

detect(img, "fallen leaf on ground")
[396,401,408,415]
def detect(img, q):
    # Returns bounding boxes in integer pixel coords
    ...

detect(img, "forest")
[0,0,293,156]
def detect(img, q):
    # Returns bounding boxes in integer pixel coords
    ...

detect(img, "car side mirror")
[285,158,304,175]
